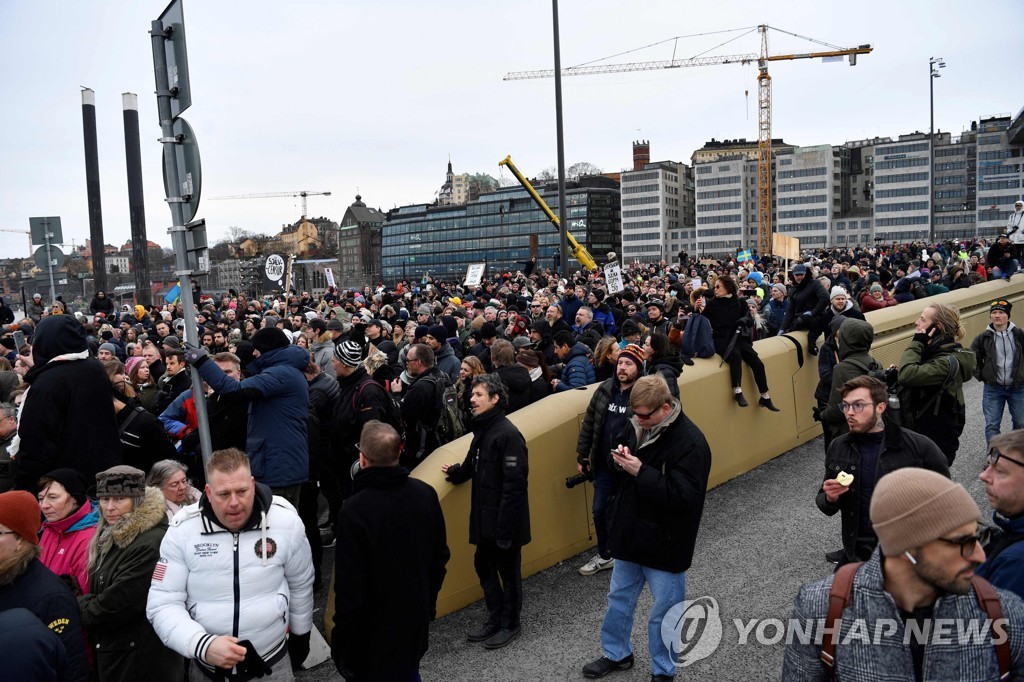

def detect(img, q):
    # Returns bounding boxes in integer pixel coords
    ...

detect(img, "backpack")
[414,373,466,458]
[681,314,715,359]
[910,278,928,300]
[821,562,1010,681]
[352,376,404,438]
[895,353,961,430]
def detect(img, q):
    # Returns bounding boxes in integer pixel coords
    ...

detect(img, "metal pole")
[552,0,569,281]
[122,93,153,308]
[151,20,213,467]
[928,58,935,246]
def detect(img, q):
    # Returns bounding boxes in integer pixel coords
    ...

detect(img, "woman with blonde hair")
[456,355,485,423]
[592,335,620,383]
[896,302,975,465]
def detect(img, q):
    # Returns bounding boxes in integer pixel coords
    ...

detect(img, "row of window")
[778,167,828,179]
[697,201,742,213]
[778,181,829,192]
[875,216,929,226]
[622,183,659,194]
[622,195,661,206]
[777,194,828,206]
[696,188,742,200]
[979,135,1003,145]
[776,222,828,233]
[876,157,929,170]
[935,161,967,171]
[876,142,929,155]
[875,201,929,212]
[877,172,929,184]
[934,214,977,225]
[696,176,741,187]
[623,208,662,218]
[980,180,1022,191]
[934,146,966,157]
[622,231,662,242]
[877,186,928,198]
[697,214,742,225]
[980,149,1020,160]
[777,208,828,219]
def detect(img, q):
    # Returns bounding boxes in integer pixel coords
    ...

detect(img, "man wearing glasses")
[970,299,1024,443]
[785,467,1024,680]
[977,433,1024,599]
[581,374,711,681]
[816,376,948,566]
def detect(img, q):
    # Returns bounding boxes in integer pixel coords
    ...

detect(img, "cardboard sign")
[772,234,800,261]
[324,267,336,288]
[465,263,486,287]
[604,262,625,294]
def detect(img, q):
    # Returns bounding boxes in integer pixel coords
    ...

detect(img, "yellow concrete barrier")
[324,278,1024,634]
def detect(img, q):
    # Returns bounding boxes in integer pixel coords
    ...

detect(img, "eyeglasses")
[633,406,660,419]
[936,532,983,559]
[840,401,876,414]
[987,447,1024,469]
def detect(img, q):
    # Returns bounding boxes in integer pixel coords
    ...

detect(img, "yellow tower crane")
[505,25,872,257]
[208,190,332,220]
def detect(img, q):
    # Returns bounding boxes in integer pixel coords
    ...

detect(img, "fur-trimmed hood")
[89,487,166,569]
[689,287,709,307]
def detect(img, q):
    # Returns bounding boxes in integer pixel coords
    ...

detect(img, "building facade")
[381,182,620,283]
[774,145,843,249]
[337,195,384,289]
[620,153,693,263]
[976,113,1024,236]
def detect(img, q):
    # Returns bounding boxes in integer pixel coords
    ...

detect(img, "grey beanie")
[98,342,118,355]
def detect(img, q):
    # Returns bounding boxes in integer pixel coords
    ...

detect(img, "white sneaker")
[579,555,614,576]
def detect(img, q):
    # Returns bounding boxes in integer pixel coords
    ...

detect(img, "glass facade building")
[381,183,620,283]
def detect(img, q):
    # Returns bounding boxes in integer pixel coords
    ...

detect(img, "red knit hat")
[619,343,645,370]
[0,491,42,544]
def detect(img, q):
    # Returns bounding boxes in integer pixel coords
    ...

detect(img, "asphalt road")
[301,379,995,682]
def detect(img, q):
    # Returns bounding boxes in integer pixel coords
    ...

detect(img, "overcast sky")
[1,0,1021,260]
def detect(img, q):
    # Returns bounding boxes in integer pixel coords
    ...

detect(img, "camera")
[565,470,593,489]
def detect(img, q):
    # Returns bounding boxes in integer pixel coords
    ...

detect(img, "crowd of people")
[0,224,1024,679]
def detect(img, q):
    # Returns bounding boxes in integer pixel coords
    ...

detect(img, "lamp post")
[929,56,946,245]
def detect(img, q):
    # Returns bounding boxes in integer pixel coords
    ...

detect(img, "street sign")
[157,0,192,117]
[28,216,63,246]
[162,117,202,222]
[33,244,65,270]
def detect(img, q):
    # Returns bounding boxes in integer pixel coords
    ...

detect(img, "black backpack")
[414,374,466,458]
[352,376,404,438]
[910,278,928,300]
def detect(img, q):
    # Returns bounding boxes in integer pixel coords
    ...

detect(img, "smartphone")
[926,323,941,336]
[12,331,25,352]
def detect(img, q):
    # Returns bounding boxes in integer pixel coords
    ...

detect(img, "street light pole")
[928,56,945,245]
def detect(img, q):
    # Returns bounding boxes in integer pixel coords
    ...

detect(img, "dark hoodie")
[647,354,683,399]
[819,319,879,440]
[17,316,120,493]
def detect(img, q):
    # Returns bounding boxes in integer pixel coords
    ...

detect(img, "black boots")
[734,392,749,407]
[759,397,781,412]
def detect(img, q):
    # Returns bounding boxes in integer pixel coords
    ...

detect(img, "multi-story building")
[105,254,130,274]
[381,181,620,283]
[438,160,478,206]
[932,130,978,242]
[976,113,1024,236]
[337,194,384,289]
[691,138,794,256]
[833,137,889,247]
[871,133,932,243]
[620,141,695,263]
[774,145,843,249]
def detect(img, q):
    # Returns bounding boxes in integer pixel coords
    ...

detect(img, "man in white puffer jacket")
[147,448,314,679]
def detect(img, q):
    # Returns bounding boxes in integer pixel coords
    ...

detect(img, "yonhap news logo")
[661,596,723,667]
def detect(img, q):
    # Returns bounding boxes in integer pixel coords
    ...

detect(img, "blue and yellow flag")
[164,282,181,305]
[737,249,753,263]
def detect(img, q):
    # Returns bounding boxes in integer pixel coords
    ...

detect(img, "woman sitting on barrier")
[694,275,780,411]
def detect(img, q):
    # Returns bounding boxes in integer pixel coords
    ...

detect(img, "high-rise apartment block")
[620,141,695,262]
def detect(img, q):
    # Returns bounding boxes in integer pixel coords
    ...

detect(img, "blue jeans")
[982,383,1024,443]
[601,559,686,677]
[592,467,615,560]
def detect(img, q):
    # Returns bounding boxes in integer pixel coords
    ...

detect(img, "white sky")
[1,0,1021,260]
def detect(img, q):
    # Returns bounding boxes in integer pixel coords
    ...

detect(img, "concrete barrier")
[324,278,1024,634]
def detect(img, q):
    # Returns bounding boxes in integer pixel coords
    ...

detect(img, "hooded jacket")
[197,344,310,487]
[493,363,534,413]
[971,323,1024,387]
[147,483,314,668]
[434,341,461,384]
[555,342,596,392]
[782,276,829,331]
[16,315,121,493]
[79,487,183,682]
[646,354,682,399]
[820,319,880,439]
[977,511,1024,600]
[40,498,99,596]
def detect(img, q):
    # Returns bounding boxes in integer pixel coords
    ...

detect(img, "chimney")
[632,140,650,171]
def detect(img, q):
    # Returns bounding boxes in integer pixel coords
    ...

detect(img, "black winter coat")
[493,364,533,413]
[608,403,711,573]
[115,404,178,472]
[699,296,751,357]
[335,367,395,466]
[17,316,120,494]
[783,278,829,331]
[0,558,90,681]
[332,466,449,681]
[78,488,183,682]
[400,366,448,466]
[446,408,530,547]
[815,419,949,562]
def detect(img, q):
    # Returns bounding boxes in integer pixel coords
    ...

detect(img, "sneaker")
[825,549,843,564]
[320,529,336,548]
[582,654,634,679]
[579,556,614,576]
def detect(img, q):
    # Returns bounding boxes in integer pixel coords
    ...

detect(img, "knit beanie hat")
[98,342,118,355]
[251,327,289,353]
[990,299,1013,315]
[416,304,432,316]
[870,283,883,293]
[41,468,89,506]
[334,340,363,368]
[426,324,448,343]
[0,491,41,544]
[96,466,146,498]
[772,283,787,297]
[480,322,498,340]
[125,356,144,377]
[870,468,979,556]
[829,286,847,301]
[618,343,645,370]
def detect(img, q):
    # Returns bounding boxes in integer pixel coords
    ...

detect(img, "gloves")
[576,454,591,474]
[912,332,932,345]
[237,640,273,678]
[182,344,209,367]
[287,631,311,671]
[811,406,823,422]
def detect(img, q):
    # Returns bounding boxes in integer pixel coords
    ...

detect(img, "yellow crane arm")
[498,155,598,272]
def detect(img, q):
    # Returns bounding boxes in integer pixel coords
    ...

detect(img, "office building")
[620,141,695,263]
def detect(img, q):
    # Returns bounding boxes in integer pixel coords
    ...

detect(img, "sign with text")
[464,263,485,287]
[324,267,336,288]
[604,262,625,294]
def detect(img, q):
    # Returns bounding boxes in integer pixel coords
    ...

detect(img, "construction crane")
[208,190,332,219]
[0,227,32,256]
[505,25,872,257]
[498,155,598,271]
